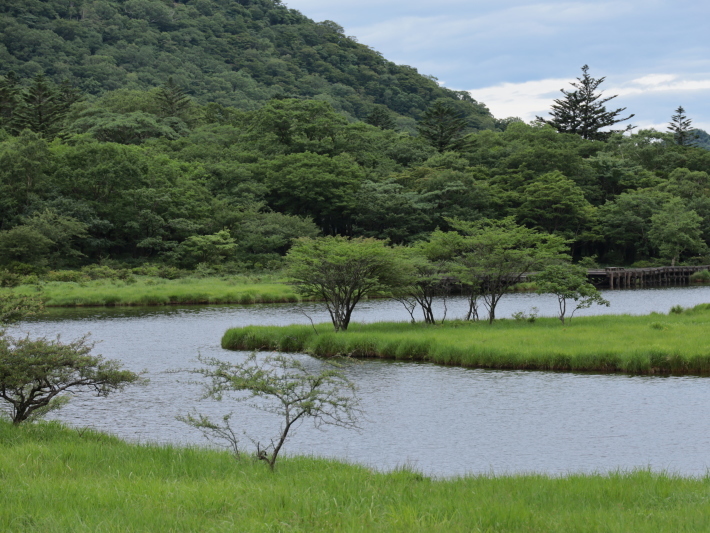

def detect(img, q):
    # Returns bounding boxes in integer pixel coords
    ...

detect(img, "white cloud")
[616,75,710,97]
[470,74,710,122]
[468,78,572,120]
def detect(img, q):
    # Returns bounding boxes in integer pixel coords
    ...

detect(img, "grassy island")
[0,276,304,307]
[2,421,709,532]
[222,304,710,375]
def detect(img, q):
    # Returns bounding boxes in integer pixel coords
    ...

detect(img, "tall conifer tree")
[537,65,634,141]
[667,106,696,146]
[155,77,191,118]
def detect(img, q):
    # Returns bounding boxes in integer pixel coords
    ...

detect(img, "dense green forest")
[1,0,710,274]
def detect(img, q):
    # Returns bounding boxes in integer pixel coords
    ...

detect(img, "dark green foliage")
[417,101,468,152]
[667,106,697,147]
[11,74,71,137]
[365,105,396,130]
[0,0,491,124]
[0,72,21,129]
[0,4,710,272]
[155,77,191,119]
[693,129,710,150]
[0,334,141,424]
[537,65,634,141]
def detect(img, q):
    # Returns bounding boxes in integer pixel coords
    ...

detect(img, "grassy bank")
[0,275,304,307]
[222,304,710,375]
[2,421,709,532]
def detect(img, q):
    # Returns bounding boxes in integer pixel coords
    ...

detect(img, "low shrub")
[46,270,86,283]
[689,270,710,283]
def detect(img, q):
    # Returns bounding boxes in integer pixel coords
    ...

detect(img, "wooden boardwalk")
[587,266,710,289]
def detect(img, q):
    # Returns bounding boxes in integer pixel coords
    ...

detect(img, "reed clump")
[0,276,304,307]
[222,304,710,375]
[1,420,709,532]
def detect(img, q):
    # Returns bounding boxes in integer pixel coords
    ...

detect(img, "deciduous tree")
[534,264,609,324]
[286,236,410,331]
[0,335,142,424]
[181,352,360,470]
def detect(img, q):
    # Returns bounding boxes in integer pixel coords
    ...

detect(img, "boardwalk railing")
[587,266,710,289]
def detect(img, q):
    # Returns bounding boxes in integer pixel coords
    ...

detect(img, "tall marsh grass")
[2,420,710,532]
[223,305,710,375]
[0,276,303,307]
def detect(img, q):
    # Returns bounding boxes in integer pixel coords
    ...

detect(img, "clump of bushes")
[46,270,85,283]
[689,270,710,283]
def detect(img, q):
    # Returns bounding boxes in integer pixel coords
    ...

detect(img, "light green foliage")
[223,304,710,375]
[0,3,709,271]
[517,171,594,238]
[3,421,709,532]
[648,197,706,265]
[597,190,669,263]
[233,210,320,264]
[68,110,182,144]
[0,335,141,424]
[432,218,570,323]
[174,230,237,268]
[395,247,453,324]
[0,130,50,225]
[264,152,363,235]
[1,275,301,307]
[183,352,359,470]
[0,293,43,326]
[0,226,53,266]
[534,263,609,323]
[21,209,88,267]
[287,236,410,331]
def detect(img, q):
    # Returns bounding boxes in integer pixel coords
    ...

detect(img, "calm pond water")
[8,286,710,477]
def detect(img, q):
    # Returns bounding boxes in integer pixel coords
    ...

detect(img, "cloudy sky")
[285,0,710,131]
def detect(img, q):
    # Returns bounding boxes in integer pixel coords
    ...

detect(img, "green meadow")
[222,304,710,375]
[1,420,709,532]
[1,276,303,307]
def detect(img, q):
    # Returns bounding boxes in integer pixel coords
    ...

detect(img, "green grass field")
[222,304,710,375]
[1,276,303,307]
[1,420,709,532]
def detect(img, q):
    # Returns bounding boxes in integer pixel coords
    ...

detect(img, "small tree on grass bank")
[286,236,410,332]
[534,264,609,324]
[0,335,142,424]
[433,218,569,323]
[0,293,43,327]
[395,250,452,324]
[181,353,361,470]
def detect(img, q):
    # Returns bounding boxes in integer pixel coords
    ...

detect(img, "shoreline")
[2,421,709,531]
[222,304,710,376]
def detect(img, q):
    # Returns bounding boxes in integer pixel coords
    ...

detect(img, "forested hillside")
[1,0,710,276]
[0,0,494,129]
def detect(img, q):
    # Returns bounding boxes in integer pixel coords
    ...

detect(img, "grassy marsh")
[1,275,303,307]
[222,304,710,375]
[2,421,710,532]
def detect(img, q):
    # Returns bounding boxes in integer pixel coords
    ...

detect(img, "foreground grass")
[1,276,303,307]
[223,304,710,375]
[1,421,709,532]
